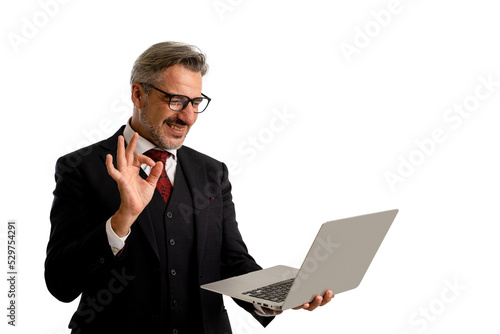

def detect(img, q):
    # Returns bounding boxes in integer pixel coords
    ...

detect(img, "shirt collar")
[123,118,177,159]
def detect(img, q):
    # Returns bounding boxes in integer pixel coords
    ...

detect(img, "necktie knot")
[144,149,170,164]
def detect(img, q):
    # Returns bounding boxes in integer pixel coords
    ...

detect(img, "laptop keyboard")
[242,278,295,303]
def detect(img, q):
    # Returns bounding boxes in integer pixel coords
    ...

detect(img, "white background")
[1,0,499,333]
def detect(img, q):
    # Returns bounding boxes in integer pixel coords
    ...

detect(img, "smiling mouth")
[168,123,185,131]
[164,117,188,132]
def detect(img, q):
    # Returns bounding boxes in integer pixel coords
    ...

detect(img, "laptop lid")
[281,209,398,309]
[200,209,399,310]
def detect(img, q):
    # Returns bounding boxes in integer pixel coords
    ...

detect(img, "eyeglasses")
[140,82,211,113]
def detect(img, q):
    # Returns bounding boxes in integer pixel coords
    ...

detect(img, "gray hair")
[130,41,208,88]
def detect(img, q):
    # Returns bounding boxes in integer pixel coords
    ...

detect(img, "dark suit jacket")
[45,126,273,333]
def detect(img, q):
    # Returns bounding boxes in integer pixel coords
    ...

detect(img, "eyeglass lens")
[170,95,208,112]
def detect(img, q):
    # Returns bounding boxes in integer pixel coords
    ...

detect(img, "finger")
[293,303,308,310]
[105,154,120,181]
[307,296,323,311]
[134,152,155,168]
[116,135,126,171]
[146,161,163,187]
[320,291,334,306]
[125,132,139,165]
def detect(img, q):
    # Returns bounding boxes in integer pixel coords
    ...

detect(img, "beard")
[139,102,190,150]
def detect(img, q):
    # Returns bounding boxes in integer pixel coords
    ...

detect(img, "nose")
[176,102,197,125]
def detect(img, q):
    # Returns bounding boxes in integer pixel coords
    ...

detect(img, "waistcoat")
[147,162,204,333]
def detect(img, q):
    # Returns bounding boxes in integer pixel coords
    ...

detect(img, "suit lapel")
[177,147,210,266]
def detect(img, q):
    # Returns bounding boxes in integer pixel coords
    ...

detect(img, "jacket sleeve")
[44,151,118,303]
[217,162,275,327]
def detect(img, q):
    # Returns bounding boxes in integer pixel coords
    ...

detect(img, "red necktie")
[144,149,172,204]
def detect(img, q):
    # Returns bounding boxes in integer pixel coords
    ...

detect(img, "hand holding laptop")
[257,289,335,316]
[293,290,334,311]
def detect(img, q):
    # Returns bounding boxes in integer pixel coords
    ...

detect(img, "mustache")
[163,117,188,126]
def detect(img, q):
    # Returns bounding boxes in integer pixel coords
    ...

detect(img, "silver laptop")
[201,209,398,311]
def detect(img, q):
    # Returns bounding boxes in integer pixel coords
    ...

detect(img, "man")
[45,42,333,334]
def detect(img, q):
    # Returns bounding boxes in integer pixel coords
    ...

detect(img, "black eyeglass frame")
[140,82,211,113]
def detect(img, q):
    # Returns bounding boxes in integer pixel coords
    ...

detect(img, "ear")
[131,82,145,109]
